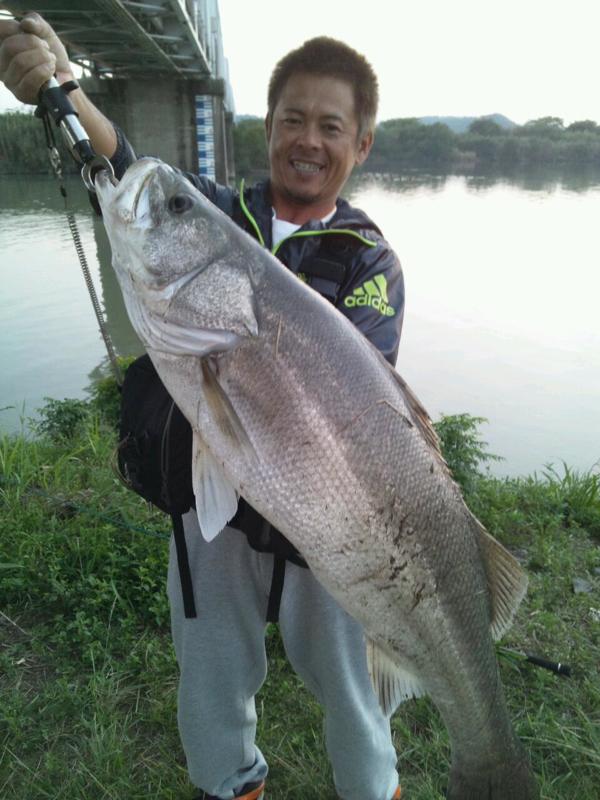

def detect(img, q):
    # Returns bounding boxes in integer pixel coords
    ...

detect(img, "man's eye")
[324,124,341,134]
[284,117,301,126]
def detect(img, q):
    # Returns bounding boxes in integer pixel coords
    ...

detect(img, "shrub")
[434,413,501,495]
[34,397,91,442]
[89,356,137,429]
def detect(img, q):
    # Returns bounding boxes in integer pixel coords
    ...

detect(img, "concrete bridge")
[4,0,235,182]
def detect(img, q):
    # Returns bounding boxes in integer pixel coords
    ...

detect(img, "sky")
[1,0,600,126]
[217,0,600,127]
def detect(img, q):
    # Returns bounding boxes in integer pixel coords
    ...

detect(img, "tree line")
[3,109,600,176]
[0,110,77,174]
[233,114,600,175]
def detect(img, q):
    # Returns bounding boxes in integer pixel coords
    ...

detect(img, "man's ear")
[355,130,374,166]
[265,114,272,144]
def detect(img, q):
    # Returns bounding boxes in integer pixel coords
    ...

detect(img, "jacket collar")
[244,180,383,245]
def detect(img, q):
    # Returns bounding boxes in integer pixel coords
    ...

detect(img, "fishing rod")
[498,646,572,677]
[35,74,123,385]
[36,75,115,191]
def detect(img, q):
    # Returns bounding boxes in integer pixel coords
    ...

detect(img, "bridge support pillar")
[81,75,234,185]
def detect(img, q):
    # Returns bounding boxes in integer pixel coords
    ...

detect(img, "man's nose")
[297,121,321,149]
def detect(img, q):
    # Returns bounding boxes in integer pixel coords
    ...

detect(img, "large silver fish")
[96,158,538,799]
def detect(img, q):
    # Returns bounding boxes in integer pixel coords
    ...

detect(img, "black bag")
[116,354,198,617]
[117,354,195,515]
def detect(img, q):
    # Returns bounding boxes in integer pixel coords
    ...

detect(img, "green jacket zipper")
[238,179,377,255]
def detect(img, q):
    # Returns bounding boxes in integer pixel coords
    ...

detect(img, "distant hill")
[418,114,517,133]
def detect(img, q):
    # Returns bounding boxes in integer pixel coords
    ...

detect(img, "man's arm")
[0,12,117,158]
[0,13,236,197]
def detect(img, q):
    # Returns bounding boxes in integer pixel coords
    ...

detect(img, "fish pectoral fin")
[366,637,426,716]
[192,433,239,541]
[201,359,256,458]
[475,518,529,640]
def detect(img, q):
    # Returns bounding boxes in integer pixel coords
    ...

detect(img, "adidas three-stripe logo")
[343,273,396,316]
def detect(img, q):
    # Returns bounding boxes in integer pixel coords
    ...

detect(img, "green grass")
[1,406,599,799]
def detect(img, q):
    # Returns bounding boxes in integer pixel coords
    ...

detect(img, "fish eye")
[168,193,194,214]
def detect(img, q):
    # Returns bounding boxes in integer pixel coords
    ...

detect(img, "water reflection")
[353,165,600,195]
[1,171,598,478]
[91,214,143,358]
[0,174,141,432]
[351,171,450,194]
[0,175,85,211]
[461,167,600,193]
[348,172,600,477]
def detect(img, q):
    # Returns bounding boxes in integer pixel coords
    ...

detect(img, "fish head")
[95,158,260,356]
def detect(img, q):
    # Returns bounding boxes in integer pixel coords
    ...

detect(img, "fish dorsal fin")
[366,637,426,716]
[192,433,238,541]
[384,362,451,476]
[473,515,529,640]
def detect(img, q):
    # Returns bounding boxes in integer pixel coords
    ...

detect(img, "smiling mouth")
[291,160,323,174]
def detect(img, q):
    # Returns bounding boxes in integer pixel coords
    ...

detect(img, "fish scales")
[96,158,538,799]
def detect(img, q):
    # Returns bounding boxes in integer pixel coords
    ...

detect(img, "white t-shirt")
[271,207,336,248]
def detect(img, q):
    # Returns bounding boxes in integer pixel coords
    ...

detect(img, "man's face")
[266,72,373,221]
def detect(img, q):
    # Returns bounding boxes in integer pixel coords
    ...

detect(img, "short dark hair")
[267,37,379,137]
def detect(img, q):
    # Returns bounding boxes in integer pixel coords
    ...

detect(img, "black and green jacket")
[190,175,404,366]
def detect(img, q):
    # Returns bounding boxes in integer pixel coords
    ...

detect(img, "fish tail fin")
[447,750,539,799]
[473,516,529,640]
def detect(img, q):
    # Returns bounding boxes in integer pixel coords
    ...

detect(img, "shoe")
[194,780,265,800]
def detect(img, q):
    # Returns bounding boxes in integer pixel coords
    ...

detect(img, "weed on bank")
[0,401,598,799]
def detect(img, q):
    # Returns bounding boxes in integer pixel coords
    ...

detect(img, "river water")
[1,170,599,478]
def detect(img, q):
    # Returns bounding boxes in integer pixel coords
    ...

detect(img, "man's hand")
[0,12,73,104]
[0,11,117,159]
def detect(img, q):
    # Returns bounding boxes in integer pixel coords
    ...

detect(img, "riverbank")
[1,396,599,798]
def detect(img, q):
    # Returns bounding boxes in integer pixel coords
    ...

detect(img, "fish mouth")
[94,167,117,208]
[131,167,157,220]
[96,158,166,224]
[94,168,113,191]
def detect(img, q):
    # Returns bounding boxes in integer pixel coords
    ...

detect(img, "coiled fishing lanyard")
[37,77,123,386]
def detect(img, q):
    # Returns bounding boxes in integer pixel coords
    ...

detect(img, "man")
[0,14,405,800]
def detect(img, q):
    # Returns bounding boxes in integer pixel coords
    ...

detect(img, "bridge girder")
[2,0,212,78]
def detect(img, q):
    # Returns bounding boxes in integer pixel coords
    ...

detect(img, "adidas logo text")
[343,273,396,317]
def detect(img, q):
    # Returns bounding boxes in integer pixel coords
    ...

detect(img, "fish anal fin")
[192,433,238,541]
[366,637,426,717]
[474,517,529,640]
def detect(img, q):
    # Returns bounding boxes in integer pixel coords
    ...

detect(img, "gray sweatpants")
[167,512,399,800]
